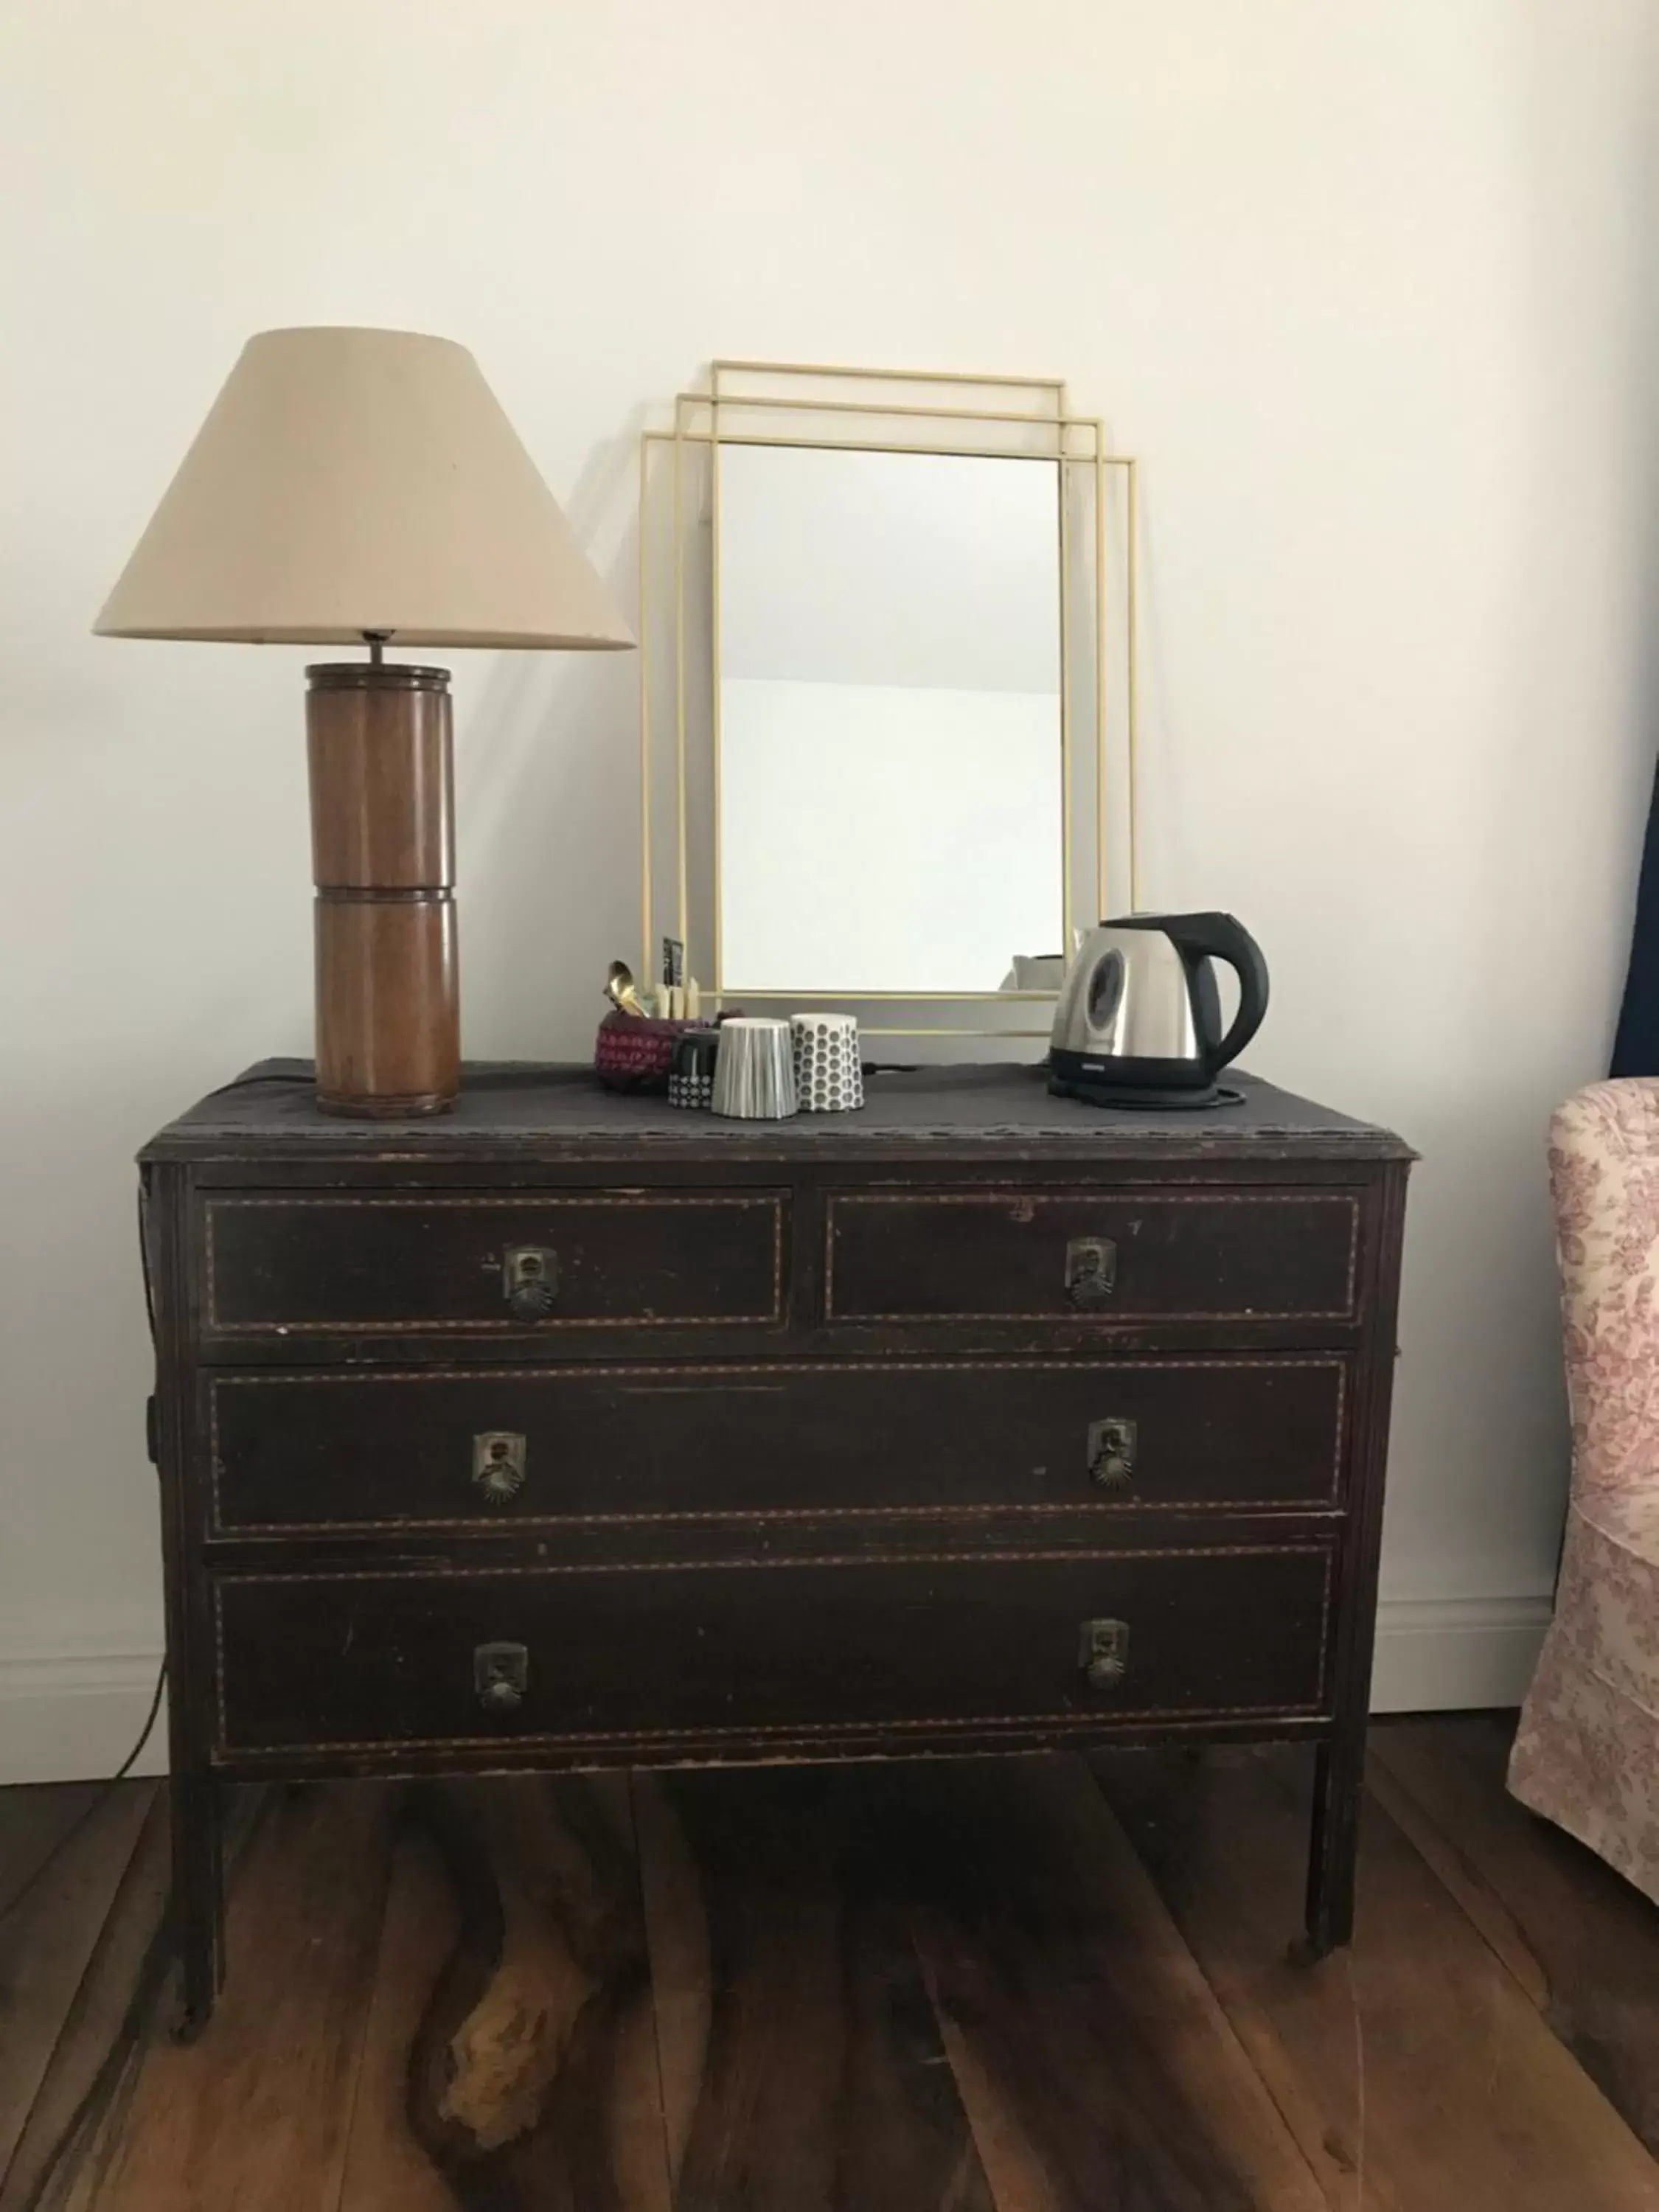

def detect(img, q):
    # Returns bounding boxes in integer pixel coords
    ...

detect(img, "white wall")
[4,0,1658,1777]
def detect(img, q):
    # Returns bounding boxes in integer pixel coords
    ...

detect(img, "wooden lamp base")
[306,662,459,1118]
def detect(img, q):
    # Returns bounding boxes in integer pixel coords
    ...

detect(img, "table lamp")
[94,326,633,1116]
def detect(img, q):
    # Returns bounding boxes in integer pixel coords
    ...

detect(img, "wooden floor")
[1,1719,1657,2209]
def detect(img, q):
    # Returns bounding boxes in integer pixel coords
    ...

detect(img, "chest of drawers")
[139,1059,1411,2032]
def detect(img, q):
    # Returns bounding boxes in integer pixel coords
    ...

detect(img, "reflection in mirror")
[717,443,1062,995]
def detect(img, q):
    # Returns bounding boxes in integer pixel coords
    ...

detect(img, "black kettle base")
[1048,1075,1245,1113]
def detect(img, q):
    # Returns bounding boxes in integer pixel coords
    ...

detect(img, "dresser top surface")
[139,1059,1413,1166]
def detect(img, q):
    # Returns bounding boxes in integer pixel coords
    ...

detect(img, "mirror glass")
[717,442,1063,995]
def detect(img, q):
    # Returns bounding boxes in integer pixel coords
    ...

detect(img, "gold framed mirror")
[638,361,1139,1039]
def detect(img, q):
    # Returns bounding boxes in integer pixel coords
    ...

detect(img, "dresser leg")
[170,1773,223,2039]
[1303,1738,1361,1958]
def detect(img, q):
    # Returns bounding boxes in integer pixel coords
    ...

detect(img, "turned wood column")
[306,662,459,1116]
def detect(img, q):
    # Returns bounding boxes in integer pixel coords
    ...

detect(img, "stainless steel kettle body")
[1048,911,1270,1107]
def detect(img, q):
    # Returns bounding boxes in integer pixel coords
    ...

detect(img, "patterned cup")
[667,1027,720,1110]
[790,1013,864,1113]
[711,1018,799,1119]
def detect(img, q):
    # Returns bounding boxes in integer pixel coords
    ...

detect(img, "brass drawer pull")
[474,1641,529,1714]
[1087,1417,1137,1492]
[1065,1237,1117,1310]
[1079,1617,1130,1691]
[503,1245,559,1319]
[472,1430,526,1503]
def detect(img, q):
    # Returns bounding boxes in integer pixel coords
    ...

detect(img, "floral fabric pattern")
[1509,1081,1659,1902]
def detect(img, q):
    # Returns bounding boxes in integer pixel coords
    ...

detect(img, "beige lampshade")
[94,326,633,650]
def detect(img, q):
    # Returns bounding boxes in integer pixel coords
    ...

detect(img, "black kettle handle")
[1166,912,1269,1070]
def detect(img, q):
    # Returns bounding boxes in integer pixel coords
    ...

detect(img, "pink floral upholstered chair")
[1509,1081,1659,1899]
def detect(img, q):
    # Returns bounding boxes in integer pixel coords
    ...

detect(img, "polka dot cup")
[790,1013,864,1113]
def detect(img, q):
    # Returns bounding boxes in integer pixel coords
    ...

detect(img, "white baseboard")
[0,1646,168,1786]
[0,1593,1554,1785]
[1368,1590,1552,1714]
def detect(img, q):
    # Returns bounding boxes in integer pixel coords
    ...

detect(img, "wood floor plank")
[628,1778,708,2194]
[336,1812,462,2212]
[887,1757,1326,2212]
[0,1781,156,2188]
[402,1774,668,2212]
[1371,1714,1659,2157]
[631,1772,710,2199]
[83,1781,396,2212]
[1096,1742,1659,2212]
[49,1790,272,2212]
[0,1785,170,2212]
[635,1765,995,2212]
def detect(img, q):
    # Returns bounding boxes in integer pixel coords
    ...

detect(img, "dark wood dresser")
[139,1059,1411,2031]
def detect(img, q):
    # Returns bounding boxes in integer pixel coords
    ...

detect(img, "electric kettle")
[1048,911,1270,1108]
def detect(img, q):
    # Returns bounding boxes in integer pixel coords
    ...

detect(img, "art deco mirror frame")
[638,361,1140,1037]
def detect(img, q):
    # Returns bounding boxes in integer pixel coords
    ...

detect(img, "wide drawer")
[201,1190,786,1335]
[206,1357,1349,1533]
[212,1547,1334,1756]
[826,1187,1360,1324]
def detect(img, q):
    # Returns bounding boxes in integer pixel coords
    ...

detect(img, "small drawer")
[212,1547,1334,1758]
[826,1188,1360,1324]
[206,1357,1349,1533]
[201,1190,786,1335]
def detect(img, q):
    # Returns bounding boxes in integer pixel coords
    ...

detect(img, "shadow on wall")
[452,408,647,1062]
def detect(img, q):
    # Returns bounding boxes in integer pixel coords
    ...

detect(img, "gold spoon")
[604,959,649,1018]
